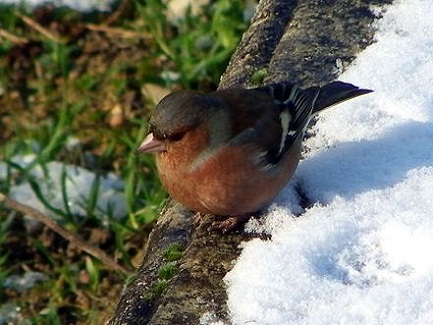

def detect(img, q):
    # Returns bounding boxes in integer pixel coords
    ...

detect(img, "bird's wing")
[215,84,319,166]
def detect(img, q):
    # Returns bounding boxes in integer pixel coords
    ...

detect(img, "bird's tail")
[311,81,373,113]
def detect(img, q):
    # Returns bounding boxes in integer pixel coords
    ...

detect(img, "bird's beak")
[135,133,166,154]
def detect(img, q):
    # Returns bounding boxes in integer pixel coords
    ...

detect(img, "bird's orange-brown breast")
[156,121,303,216]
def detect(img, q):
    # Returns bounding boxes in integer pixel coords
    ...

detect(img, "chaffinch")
[136,81,372,231]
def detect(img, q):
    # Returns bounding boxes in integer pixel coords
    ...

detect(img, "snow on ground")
[225,0,433,324]
[0,155,127,222]
[0,0,115,11]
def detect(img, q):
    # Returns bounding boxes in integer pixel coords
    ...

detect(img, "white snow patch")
[0,0,115,12]
[0,155,127,222]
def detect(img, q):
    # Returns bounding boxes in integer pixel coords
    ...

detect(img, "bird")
[135,81,372,231]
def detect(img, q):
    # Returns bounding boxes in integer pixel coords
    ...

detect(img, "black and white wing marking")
[255,82,320,161]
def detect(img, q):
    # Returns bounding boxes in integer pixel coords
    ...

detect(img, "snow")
[3,271,48,293]
[225,0,433,324]
[0,0,115,12]
[0,0,213,17]
[0,155,127,223]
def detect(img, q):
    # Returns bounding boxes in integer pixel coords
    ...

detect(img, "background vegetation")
[0,0,249,323]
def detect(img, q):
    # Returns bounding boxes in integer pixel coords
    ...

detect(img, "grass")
[0,0,248,323]
[143,242,185,302]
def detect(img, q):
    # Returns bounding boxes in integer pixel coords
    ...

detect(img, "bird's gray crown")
[149,90,227,140]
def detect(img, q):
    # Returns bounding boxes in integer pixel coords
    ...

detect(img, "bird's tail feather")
[312,81,373,113]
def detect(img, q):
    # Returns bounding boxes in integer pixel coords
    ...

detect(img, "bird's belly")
[156,142,301,216]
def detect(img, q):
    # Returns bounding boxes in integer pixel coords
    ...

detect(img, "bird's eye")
[169,133,184,142]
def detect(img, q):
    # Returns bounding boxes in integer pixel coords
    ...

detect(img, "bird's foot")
[210,215,250,234]
[193,212,208,227]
